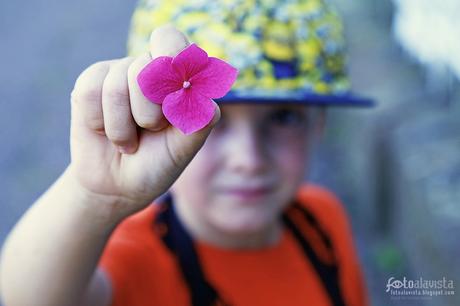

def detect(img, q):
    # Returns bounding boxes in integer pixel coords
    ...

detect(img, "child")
[0,0,372,305]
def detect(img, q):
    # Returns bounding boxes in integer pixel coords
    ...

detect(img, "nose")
[224,123,269,176]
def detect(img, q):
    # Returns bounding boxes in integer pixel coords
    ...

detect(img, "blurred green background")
[0,1,459,305]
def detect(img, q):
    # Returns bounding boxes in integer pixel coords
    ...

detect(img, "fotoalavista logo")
[386,276,455,299]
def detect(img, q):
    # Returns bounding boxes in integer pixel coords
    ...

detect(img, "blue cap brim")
[215,92,375,107]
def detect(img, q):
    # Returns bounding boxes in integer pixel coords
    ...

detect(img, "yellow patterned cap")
[128,0,373,106]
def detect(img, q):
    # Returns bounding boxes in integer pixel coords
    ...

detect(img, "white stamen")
[183,81,191,89]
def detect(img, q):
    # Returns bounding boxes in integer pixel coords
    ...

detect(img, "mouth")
[217,185,275,201]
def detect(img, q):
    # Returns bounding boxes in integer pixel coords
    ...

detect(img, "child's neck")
[173,200,283,250]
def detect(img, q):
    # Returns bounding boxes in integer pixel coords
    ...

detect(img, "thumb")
[164,102,220,169]
[149,24,190,59]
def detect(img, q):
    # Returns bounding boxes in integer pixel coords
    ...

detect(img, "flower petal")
[172,44,209,80]
[190,57,239,99]
[137,56,182,104]
[162,89,216,135]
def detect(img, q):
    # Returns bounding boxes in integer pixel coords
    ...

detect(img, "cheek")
[172,146,218,206]
[273,140,309,195]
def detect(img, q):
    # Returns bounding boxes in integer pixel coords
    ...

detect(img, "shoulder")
[99,204,185,304]
[295,183,351,234]
[294,183,358,262]
[99,203,176,280]
[295,184,369,306]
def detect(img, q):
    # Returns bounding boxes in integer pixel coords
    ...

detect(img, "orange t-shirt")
[99,184,368,306]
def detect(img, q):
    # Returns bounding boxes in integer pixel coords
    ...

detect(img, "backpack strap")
[154,195,346,306]
[282,202,346,306]
[155,196,228,306]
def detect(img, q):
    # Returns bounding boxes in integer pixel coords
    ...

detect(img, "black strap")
[282,203,345,306]
[155,196,227,306]
[291,203,334,251]
[154,196,346,306]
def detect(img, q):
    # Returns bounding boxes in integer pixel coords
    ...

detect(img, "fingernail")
[118,145,135,154]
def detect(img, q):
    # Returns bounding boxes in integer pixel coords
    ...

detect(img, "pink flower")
[137,43,238,134]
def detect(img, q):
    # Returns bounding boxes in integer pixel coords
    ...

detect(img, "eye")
[268,108,307,127]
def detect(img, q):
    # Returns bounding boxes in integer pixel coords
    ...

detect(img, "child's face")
[172,103,324,234]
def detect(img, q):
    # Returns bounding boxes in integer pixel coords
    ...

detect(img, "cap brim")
[215,91,375,107]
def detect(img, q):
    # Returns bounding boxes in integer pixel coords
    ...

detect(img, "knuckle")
[127,55,148,79]
[71,87,102,104]
[103,76,130,106]
[72,61,110,103]
[87,61,111,75]
[103,88,130,104]
[127,53,152,86]
[75,61,109,87]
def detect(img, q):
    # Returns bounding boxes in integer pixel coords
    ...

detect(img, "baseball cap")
[128,0,374,107]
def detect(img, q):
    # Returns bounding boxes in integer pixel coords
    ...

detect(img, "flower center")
[182,80,191,89]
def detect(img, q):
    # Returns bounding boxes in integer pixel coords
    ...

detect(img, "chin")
[209,209,276,235]
[207,193,286,232]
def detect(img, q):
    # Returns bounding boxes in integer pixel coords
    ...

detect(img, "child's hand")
[68,25,220,219]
